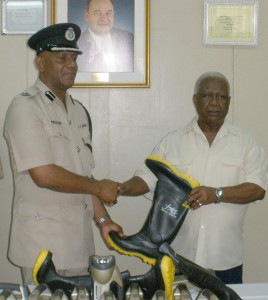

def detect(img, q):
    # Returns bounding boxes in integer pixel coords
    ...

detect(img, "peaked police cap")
[27,23,82,55]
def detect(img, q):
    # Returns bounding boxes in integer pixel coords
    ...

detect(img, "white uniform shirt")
[4,79,95,269]
[135,117,267,270]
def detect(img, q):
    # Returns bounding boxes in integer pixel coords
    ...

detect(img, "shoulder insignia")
[21,92,31,96]
[45,91,55,101]
[18,86,40,99]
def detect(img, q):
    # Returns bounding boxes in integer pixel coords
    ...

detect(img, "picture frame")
[1,0,47,35]
[203,0,259,46]
[51,0,150,88]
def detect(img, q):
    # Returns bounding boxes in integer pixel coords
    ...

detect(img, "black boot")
[32,250,93,298]
[159,243,242,300]
[33,250,131,300]
[108,155,200,265]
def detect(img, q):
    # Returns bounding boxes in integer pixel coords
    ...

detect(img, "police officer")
[4,23,122,284]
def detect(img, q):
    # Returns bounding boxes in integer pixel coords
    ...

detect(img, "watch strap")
[96,214,110,226]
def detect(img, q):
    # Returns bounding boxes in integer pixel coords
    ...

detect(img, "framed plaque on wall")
[1,0,47,35]
[203,0,259,46]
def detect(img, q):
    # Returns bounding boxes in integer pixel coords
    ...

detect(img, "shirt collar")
[35,79,72,108]
[35,78,51,98]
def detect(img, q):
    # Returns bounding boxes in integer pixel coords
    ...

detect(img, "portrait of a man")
[68,0,134,73]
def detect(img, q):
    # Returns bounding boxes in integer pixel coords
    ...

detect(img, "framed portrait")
[51,0,150,88]
[1,0,47,35]
[203,0,259,46]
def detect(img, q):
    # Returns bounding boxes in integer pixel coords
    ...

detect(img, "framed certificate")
[1,0,47,35]
[203,0,259,46]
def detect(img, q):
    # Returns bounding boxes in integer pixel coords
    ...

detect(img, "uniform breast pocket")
[45,125,72,167]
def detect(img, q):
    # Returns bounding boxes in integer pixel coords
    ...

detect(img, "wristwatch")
[97,214,110,226]
[214,188,223,204]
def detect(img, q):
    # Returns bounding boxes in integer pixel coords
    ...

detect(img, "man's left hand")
[187,186,216,210]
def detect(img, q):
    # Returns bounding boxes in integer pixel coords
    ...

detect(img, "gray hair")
[194,72,230,95]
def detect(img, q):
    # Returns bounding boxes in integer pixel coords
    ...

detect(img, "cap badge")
[65,27,75,41]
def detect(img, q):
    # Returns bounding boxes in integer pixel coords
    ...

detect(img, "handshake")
[96,173,149,206]
[95,179,122,206]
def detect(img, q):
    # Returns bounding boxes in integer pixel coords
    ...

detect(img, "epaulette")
[18,86,40,99]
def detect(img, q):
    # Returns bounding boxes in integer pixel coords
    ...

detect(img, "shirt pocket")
[45,124,72,167]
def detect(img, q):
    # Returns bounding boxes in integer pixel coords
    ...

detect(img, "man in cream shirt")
[116,72,268,285]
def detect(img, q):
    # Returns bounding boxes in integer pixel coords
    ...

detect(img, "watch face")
[217,189,223,197]
[215,188,223,204]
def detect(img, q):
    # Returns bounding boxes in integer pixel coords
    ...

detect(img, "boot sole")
[107,235,157,266]
[32,249,50,285]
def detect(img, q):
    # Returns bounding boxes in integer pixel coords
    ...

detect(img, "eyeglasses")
[197,93,229,102]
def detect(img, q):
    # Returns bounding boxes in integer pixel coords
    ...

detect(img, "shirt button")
[77,147,80,152]
[68,120,71,125]
[201,225,205,229]
[84,204,87,209]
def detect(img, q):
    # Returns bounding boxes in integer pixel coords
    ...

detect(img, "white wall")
[1,0,268,283]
